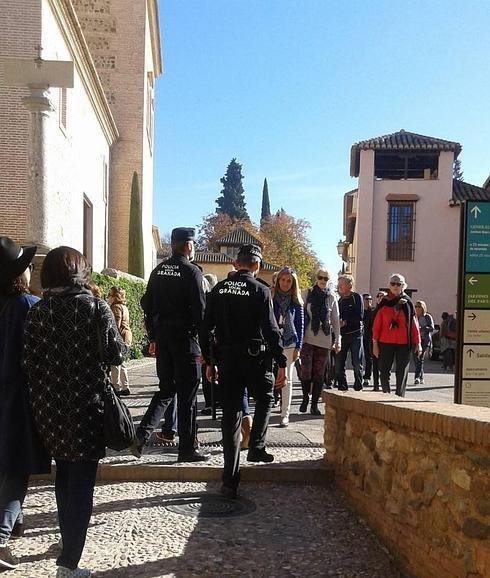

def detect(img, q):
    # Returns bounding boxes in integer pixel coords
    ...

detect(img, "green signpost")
[456,201,490,407]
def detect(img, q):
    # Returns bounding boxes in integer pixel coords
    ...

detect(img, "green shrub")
[92,272,147,360]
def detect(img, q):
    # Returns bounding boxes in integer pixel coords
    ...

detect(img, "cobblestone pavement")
[8,481,403,578]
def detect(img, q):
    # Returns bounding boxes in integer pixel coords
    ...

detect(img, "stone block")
[410,473,425,494]
[462,518,490,540]
[464,450,490,469]
[475,498,490,517]
[451,468,471,491]
[361,431,376,451]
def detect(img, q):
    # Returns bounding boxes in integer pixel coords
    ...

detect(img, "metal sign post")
[455,200,490,406]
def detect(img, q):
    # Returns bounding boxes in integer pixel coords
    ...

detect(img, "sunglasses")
[317,275,329,281]
[390,282,402,287]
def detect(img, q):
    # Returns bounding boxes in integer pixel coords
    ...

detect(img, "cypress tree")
[261,178,271,221]
[128,171,144,278]
[215,158,249,220]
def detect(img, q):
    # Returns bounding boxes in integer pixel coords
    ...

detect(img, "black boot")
[310,382,322,416]
[299,381,310,413]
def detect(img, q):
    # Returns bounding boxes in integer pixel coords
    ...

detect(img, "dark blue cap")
[171,227,195,243]
[238,244,262,260]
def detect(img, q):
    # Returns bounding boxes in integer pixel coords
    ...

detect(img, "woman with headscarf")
[300,269,340,415]
[372,273,421,397]
[0,237,50,571]
[272,267,304,427]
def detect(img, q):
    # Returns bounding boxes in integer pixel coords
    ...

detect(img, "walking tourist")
[336,274,364,391]
[24,246,127,578]
[371,291,387,391]
[372,274,421,397]
[132,227,209,462]
[272,266,304,427]
[413,300,434,384]
[440,311,457,371]
[300,269,340,414]
[108,286,132,396]
[0,237,51,571]
[362,293,375,387]
[200,244,286,499]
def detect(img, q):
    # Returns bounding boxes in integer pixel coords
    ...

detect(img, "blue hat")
[171,227,195,243]
[238,244,262,260]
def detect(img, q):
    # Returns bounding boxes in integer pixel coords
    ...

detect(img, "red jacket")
[373,303,420,345]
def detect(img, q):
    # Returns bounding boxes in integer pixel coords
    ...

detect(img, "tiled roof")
[350,130,462,176]
[452,180,490,203]
[215,227,262,247]
[195,252,233,264]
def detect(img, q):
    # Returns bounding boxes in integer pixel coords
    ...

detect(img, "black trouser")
[336,332,363,390]
[363,337,372,380]
[55,459,99,570]
[137,333,201,455]
[378,343,411,397]
[218,350,274,490]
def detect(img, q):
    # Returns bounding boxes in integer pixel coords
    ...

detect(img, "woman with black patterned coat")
[24,246,127,578]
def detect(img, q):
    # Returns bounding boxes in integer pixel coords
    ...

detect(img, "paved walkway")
[10,481,403,577]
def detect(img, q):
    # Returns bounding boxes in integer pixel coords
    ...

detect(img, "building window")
[59,87,67,131]
[146,72,154,152]
[83,196,93,266]
[386,201,416,261]
[375,152,438,180]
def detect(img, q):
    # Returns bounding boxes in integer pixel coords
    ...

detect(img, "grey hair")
[389,273,407,291]
[338,274,354,287]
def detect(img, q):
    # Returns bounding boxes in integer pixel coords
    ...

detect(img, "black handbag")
[94,299,136,450]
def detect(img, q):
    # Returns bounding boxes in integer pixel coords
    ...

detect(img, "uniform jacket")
[200,270,287,368]
[0,293,51,475]
[24,289,127,461]
[141,253,205,342]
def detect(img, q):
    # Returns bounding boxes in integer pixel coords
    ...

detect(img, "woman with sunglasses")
[272,267,304,427]
[300,269,340,415]
[372,274,421,397]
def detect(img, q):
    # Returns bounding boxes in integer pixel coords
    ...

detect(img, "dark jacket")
[338,292,364,336]
[24,290,127,461]
[0,293,51,475]
[141,253,206,341]
[200,270,287,368]
[272,299,304,349]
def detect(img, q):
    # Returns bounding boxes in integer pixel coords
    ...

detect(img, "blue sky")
[153,0,490,275]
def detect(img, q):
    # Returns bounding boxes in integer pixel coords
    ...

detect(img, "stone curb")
[33,462,334,484]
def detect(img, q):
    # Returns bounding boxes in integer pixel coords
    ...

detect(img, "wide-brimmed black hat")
[0,237,37,280]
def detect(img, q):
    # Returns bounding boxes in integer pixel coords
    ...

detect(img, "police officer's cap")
[237,244,262,260]
[171,227,195,243]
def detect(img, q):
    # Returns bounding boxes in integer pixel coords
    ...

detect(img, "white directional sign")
[463,310,490,343]
[462,380,490,408]
[462,345,490,378]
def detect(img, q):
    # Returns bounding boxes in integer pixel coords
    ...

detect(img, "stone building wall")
[323,391,490,578]
[0,0,40,243]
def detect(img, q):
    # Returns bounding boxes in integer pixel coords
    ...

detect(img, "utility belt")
[217,338,268,359]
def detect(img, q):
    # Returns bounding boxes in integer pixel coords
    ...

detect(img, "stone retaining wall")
[323,391,490,578]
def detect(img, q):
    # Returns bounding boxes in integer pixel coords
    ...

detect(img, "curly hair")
[0,275,29,296]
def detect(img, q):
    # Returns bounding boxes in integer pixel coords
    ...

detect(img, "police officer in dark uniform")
[132,227,209,462]
[199,244,286,498]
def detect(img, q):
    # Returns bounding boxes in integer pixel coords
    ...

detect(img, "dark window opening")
[83,196,93,266]
[387,201,416,261]
[375,152,439,180]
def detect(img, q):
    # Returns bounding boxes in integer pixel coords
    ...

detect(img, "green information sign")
[465,202,490,273]
[464,274,490,308]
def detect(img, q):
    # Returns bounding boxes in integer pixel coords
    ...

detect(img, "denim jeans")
[0,472,28,545]
[55,460,99,570]
[414,342,429,380]
[336,332,363,390]
[161,395,177,436]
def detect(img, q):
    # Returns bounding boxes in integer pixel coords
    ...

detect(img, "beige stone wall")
[323,391,490,578]
[72,0,159,278]
[0,0,40,243]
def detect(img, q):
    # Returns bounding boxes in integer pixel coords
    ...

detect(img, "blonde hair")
[275,267,303,305]
[109,286,126,304]
[415,300,427,315]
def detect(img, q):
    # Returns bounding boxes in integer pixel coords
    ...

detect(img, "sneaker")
[420,378,425,385]
[220,485,238,499]
[177,451,210,463]
[200,407,212,416]
[56,566,91,577]
[247,448,274,463]
[129,437,144,459]
[414,378,420,385]
[279,416,289,428]
[0,545,19,570]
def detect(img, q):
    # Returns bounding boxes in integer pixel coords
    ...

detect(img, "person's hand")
[206,364,218,383]
[275,366,287,389]
[333,343,340,354]
[339,319,347,328]
[373,342,380,358]
[148,341,157,356]
[292,348,300,362]
[414,344,422,357]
